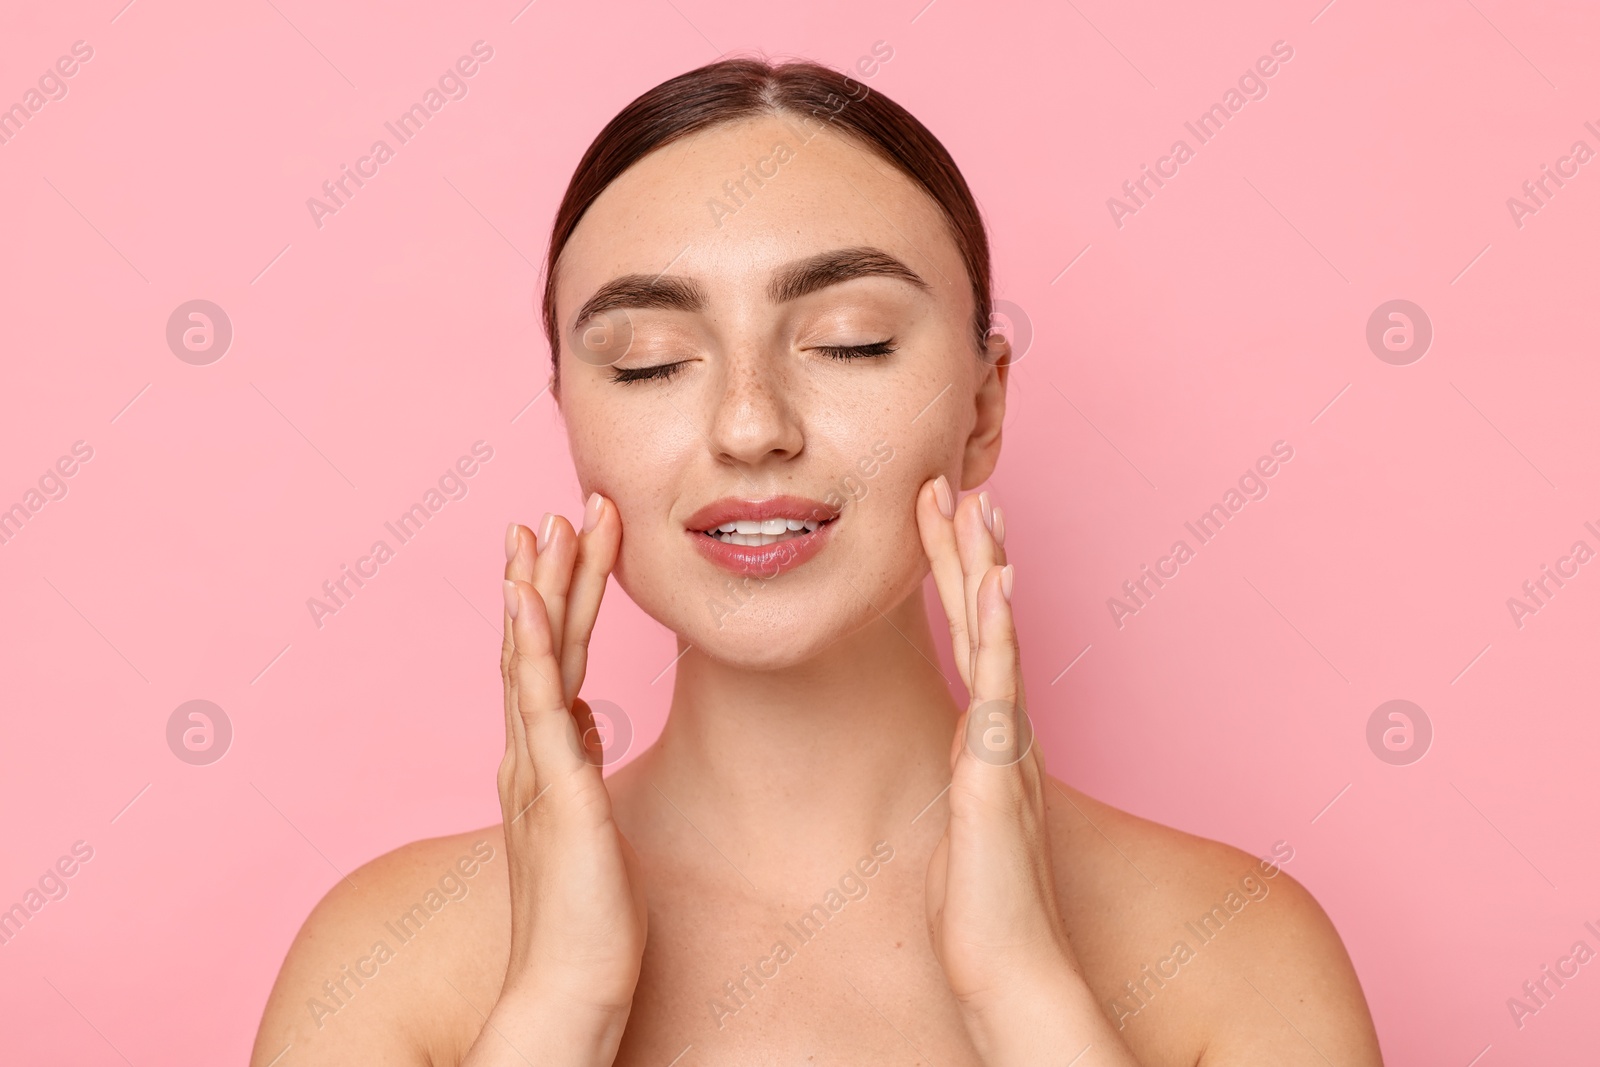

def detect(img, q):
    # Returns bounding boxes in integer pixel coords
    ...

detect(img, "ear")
[959,330,1010,490]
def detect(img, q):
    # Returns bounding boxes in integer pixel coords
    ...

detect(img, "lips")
[685,495,840,577]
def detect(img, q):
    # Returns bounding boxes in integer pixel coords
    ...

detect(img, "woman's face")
[552,113,1006,668]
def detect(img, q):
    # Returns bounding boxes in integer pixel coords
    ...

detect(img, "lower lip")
[689,521,835,577]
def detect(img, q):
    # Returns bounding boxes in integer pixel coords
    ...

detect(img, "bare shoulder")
[1045,780,1383,1066]
[250,825,511,1067]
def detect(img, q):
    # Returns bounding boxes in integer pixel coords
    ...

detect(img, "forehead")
[555,114,966,319]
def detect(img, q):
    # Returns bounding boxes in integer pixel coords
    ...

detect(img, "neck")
[635,584,961,868]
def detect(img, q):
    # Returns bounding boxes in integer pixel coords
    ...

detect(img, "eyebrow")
[768,246,931,304]
[571,274,703,332]
[570,246,930,331]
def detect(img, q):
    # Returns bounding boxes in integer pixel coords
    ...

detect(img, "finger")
[505,578,587,784]
[571,697,603,765]
[503,522,533,660]
[502,522,535,757]
[955,490,1002,689]
[967,562,1030,767]
[532,512,580,655]
[971,564,1019,700]
[916,475,972,690]
[561,494,621,702]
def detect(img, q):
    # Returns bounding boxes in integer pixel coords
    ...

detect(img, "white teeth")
[723,532,781,546]
[705,516,826,544]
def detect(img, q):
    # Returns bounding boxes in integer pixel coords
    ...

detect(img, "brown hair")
[540,56,994,393]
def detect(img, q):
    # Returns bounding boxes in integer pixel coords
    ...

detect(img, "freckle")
[895,940,903,948]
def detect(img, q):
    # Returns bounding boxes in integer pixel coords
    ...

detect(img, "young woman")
[252,58,1384,1066]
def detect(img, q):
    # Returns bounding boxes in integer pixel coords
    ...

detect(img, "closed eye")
[609,361,689,385]
[816,339,897,360]
[609,339,896,383]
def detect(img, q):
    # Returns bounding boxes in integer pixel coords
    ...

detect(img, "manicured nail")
[1000,564,1014,602]
[503,580,520,619]
[979,490,994,533]
[537,513,555,552]
[933,475,954,519]
[505,522,519,561]
[993,506,1007,547]
[582,493,603,534]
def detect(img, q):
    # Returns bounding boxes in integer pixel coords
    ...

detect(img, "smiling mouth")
[700,517,834,546]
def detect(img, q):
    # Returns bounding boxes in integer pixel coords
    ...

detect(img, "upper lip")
[685,495,841,532]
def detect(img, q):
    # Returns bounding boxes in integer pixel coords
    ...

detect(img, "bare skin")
[252,112,1384,1066]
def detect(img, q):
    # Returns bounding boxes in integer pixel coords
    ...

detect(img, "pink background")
[2,0,1597,1062]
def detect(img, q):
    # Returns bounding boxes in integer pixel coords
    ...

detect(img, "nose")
[703,350,804,468]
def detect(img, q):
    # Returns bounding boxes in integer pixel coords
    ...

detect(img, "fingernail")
[979,490,994,533]
[933,475,954,519]
[993,506,1007,547]
[505,522,519,561]
[537,513,555,552]
[502,580,520,619]
[582,493,603,534]
[1000,564,1014,602]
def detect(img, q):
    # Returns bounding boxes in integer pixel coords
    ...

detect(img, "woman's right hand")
[462,493,647,1067]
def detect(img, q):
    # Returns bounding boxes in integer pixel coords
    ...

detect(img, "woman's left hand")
[916,475,1143,1065]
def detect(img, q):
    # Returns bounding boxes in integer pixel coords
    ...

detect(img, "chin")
[616,545,910,671]
[689,622,838,671]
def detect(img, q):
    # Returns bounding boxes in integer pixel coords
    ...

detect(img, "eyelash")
[610,362,687,385]
[607,339,898,385]
[818,339,897,360]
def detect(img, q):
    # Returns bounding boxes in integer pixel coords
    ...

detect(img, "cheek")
[564,389,681,500]
[877,403,969,496]
[843,425,959,564]
[561,395,687,583]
